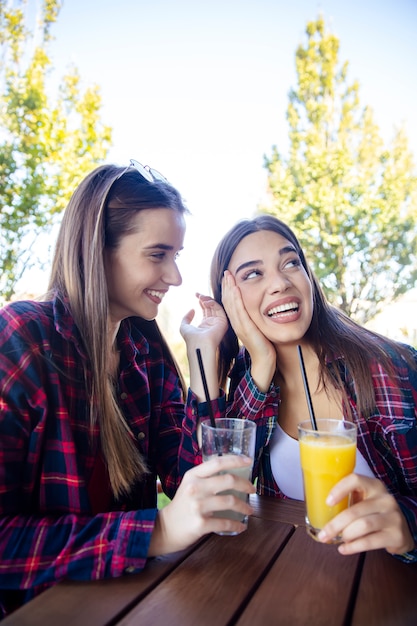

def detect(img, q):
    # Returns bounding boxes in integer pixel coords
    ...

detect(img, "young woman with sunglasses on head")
[195,214,417,563]
[0,161,254,617]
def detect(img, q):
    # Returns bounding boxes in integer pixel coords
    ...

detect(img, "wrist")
[148,509,168,557]
[189,347,219,401]
[250,364,275,393]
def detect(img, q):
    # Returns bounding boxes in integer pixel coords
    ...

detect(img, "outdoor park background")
[10,0,417,356]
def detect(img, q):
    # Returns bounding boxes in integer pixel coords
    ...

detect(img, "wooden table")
[4,495,417,626]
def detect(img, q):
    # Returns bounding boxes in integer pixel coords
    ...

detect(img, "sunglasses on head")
[115,159,167,185]
[102,158,168,211]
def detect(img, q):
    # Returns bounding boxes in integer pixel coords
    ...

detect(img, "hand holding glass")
[201,418,256,535]
[298,418,357,542]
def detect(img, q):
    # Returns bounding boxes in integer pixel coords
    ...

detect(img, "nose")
[268,269,291,293]
[163,260,182,287]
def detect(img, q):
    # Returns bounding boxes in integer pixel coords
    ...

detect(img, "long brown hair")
[46,164,188,498]
[210,215,413,417]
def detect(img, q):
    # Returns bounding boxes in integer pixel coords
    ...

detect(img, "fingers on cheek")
[225,292,237,311]
[221,295,231,314]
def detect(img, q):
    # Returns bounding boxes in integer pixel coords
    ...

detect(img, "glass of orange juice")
[298,419,357,542]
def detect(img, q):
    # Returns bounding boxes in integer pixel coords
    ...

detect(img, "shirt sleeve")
[396,498,417,563]
[0,434,179,591]
[0,508,158,588]
[392,348,417,562]
[369,345,417,564]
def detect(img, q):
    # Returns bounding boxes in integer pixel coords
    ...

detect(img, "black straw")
[297,345,318,431]
[196,348,222,455]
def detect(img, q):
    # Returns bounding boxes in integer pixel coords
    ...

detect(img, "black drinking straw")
[297,345,318,431]
[196,348,222,455]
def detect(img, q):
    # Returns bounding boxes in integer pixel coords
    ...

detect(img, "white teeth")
[147,289,165,299]
[267,302,298,316]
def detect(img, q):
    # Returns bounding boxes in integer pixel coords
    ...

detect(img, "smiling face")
[104,208,185,324]
[228,229,314,346]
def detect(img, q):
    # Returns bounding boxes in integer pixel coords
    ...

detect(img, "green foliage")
[0,0,112,302]
[157,491,171,509]
[262,16,417,324]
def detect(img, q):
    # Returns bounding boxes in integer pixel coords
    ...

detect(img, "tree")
[262,16,417,324]
[0,0,112,302]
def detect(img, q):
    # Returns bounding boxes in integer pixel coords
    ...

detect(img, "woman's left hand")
[317,474,415,556]
[180,293,229,351]
[180,294,229,402]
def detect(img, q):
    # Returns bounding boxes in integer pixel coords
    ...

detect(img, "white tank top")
[270,422,375,500]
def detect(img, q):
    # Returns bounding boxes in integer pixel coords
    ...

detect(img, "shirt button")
[120,392,128,400]
[137,432,145,441]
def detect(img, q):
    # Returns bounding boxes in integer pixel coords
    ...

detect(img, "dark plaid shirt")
[0,295,221,617]
[227,343,417,563]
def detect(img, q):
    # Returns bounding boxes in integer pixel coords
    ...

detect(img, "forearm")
[187,343,219,402]
[250,356,276,393]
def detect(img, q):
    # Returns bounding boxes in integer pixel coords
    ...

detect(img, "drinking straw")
[297,345,318,431]
[196,348,222,455]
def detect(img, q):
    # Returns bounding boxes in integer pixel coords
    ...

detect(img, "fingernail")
[317,530,327,542]
[326,494,335,505]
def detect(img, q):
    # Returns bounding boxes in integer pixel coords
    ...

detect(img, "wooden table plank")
[2,542,205,626]
[117,517,294,626]
[250,494,306,526]
[236,526,362,626]
[5,497,416,626]
[351,549,417,626]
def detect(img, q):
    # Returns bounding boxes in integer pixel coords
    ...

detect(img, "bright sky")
[18,0,417,336]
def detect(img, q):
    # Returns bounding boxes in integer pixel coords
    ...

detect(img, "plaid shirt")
[0,295,221,617]
[227,342,417,563]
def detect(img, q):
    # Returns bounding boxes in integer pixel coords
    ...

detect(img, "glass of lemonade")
[298,418,357,542]
[201,418,256,535]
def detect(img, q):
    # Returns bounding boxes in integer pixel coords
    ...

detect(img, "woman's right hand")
[222,270,276,391]
[148,455,255,556]
[317,474,415,556]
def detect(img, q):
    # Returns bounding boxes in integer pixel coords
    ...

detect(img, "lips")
[145,289,167,301]
[266,300,299,317]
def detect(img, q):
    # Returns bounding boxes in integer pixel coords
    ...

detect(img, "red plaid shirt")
[227,343,417,563]
[0,295,221,617]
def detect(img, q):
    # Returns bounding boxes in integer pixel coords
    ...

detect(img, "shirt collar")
[52,292,150,363]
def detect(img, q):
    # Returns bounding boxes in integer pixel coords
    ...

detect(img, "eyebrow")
[234,245,298,275]
[144,244,178,251]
